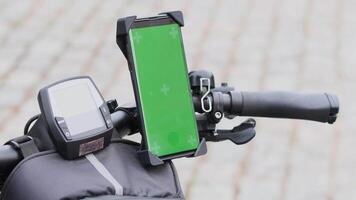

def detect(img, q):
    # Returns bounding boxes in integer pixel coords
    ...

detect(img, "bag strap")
[6,135,39,158]
[85,154,124,196]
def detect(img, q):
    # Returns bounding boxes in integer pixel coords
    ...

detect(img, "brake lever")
[204,118,256,145]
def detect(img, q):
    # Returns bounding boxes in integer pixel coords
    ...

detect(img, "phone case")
[116,11,207,166]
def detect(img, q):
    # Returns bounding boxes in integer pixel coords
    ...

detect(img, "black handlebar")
[0,145,21,170]
[0,145,21,188]
[230,91,338,123]
[193,91,339,124]
[0,91,340,169]
[0,90,339,187]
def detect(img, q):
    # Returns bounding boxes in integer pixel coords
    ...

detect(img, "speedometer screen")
[50,83,105,136]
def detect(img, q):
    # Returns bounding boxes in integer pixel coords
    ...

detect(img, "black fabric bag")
[0,140,184,200]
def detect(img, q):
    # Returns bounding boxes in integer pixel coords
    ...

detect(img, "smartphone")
[125,16,199,158]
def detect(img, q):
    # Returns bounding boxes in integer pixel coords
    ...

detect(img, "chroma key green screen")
[129,22,199,157]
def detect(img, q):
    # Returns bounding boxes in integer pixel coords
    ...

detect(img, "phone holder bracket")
[137,138,207,166]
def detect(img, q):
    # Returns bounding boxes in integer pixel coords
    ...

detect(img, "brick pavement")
[0,0,354,199]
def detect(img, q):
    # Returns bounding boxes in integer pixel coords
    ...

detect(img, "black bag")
[0,140,184,200]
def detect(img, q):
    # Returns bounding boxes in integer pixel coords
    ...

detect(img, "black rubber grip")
[0,145,21,171]
[0,145,20,188]
[235,91,339,123]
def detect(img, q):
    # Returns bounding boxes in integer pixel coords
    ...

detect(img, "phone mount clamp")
[117,11,208,166]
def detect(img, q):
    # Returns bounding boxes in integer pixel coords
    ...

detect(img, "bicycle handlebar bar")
[193,91,339,124]
[230,91,338,123]
[0,145,21,188]
[0,91,340,165]
[0,90,339,186]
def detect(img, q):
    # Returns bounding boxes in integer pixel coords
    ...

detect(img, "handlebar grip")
[232,91,339,123]
[0,145,21,171]
[0,145,21,188]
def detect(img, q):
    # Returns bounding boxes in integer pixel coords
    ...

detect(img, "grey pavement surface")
[0,0,355,199]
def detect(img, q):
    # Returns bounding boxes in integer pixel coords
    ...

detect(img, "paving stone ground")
[0,0,355,199]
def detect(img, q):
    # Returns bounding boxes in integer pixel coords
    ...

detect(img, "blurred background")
[0,0,354,199]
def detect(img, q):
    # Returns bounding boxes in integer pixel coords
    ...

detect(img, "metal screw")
[214,111,223,119]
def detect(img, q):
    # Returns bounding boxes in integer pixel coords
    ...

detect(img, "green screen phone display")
[129,22,199,157]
